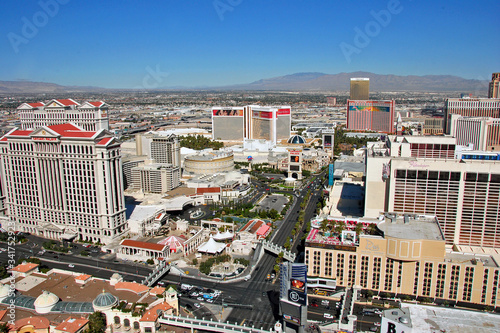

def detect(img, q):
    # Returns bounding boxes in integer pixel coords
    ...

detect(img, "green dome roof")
[93,291,118,309]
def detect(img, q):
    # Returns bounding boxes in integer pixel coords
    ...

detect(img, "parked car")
[194,303,201,308]
[323,313,333,319]
[68,264,75,268]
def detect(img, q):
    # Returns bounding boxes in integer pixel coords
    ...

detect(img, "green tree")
[85,311,107,333]
[192,258,198,266]
[354,223,363,235]
[0,323,9,333]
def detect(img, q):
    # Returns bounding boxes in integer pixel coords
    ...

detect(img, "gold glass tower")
[350,78,370,100]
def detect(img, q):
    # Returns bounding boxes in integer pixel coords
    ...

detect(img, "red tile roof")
[11,262,39,273]
[97,137,112,145]
[56,99,79,106]
[12,316,50,330]
[120,239,167,252]
[28,102,44,107]
[196,187,221,195]
[87,101,105,107]
[114,281,149,294]
[140,302,173,322]
[54,317,88,333]
[149,286,165,295]
[75,274,91,281]
[48,124,96,138]
[9,130,33,136]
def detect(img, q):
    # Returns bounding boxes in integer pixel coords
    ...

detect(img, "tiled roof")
[48,124,96,138]
[149,286,165,295]
[140,302,173,322]
[11,262,38,273]
[28,102,44,107]
[75,274,91,281]
[240,219,265,234]
[9,130,33,136]
[12,316,50,330]
[114,282,149,294]
[196,187,221,194]
[56,99,79,106]
[0,309,7,321]
[87,101,105,107]
[121,239,167,252]
[97,137,112,145]
[54,317,88,333]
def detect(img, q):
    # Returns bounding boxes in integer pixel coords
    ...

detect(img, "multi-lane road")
[0,171,328,331]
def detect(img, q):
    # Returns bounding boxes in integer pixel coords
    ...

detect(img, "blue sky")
[1,0,499,88]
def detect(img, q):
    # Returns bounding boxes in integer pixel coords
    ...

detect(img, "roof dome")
[34,290,59,314]
[0,283,10,299]
[287,135,306,144]
[93,291,118,311]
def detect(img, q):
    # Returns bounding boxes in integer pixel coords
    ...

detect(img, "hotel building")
[131,163,180,194]
[444,98,500,134]
[136,133,181,167]
[17,99,110,132]
[0,124,127,244]
[211,105,291,144]
[489,73,500,99]
[365,136,500,249]
[350,78,370,100]
[304,214,500,307]
[347,100,395,133]
[451,115,500,151]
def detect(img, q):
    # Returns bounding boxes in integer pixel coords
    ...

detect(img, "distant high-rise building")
[326,97,337,106]
[0,124,127,244]
[451,115,500,151]
[347,100,395,133]
[211,105,291,144]
[350,78,370,100]
[489,73,500,98]
[443,98,500,134]
[136,133,181,167]
[17,99,109,131]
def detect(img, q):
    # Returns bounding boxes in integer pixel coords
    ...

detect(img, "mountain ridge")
[0,72,490,93]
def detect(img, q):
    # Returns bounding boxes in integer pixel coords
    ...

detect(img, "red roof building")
[118,240,170,263]
[0,123,126,245]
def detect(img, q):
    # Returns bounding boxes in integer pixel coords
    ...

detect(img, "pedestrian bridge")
[158,316,275,333]
[142,261,171,287]
[261,239,296,262]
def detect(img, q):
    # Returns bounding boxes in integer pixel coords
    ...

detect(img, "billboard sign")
[324,135,332,147]
[213,109,243,116]
[278,108,291,115]
[288,263,307,305]
[283,314,301,325]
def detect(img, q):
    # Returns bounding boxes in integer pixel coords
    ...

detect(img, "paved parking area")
[255,194,289,213]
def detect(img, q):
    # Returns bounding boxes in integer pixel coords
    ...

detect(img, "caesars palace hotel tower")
[0,123,127,244]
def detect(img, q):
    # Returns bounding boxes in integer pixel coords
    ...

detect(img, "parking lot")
[255,194,289,213]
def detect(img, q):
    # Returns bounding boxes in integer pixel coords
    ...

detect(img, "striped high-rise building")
[365,137,500,249]
[211,105,291,144]
[489,73,500,98]
[0,123,127,244]
[444,98,500,134]
[451,115,500,151]
[347,100,395,133]
[17,99,110,131]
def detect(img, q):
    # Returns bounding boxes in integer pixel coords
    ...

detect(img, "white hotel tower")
[0,123,127,244]
[17,99,110,131]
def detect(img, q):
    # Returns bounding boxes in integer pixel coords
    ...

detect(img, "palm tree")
[354,223,363,236]
[320,219,329,234]
[334,221,346,235]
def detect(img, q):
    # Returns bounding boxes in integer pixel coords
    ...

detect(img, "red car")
[310,303,318,307]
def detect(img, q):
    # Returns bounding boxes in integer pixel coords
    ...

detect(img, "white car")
[321,300,330,305]
[323,313,334,319]
[68,264,75,268]
[207,299,214,303]
[194,303,201,308]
